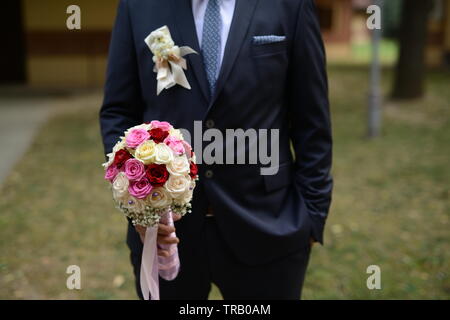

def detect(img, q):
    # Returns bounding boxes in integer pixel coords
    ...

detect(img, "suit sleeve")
[99,0,144,155]
[288,0,333,244]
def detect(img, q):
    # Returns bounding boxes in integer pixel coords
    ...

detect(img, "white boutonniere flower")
[145,26,197,95]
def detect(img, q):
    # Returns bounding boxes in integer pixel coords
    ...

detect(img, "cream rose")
[164,175,190,198]
[154,143,174,164]
[135,140,156,164]
[122,195,146,213]
[112,172,129,200]
[148,187,172,209]
[167,156,190,176]
[174,180,195,205]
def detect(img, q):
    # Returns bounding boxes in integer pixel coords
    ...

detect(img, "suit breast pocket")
[249,40,289,88]
[251,40,288,58]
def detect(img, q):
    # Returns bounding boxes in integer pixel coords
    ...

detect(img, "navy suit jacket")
[100,0,333,266]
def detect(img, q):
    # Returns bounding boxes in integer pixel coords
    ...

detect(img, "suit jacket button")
[205,170,214,178]
[205,119,215,129]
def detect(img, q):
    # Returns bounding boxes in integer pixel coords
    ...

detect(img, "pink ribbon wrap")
[140,209,180,300]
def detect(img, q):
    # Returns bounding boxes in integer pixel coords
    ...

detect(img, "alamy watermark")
[179,121,280,176]
[66,265,81,290]
[66,5,81,30]
[367,5,382,30]
[366,265,381,290]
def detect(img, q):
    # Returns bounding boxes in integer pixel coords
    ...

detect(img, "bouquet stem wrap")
[140,209,180,300]
[158,211,180,280]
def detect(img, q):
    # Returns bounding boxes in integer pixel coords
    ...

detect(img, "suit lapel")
[208,0,259,110]
[171,0,210,102]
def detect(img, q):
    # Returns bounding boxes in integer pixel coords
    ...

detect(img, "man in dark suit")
[100,0,333,299]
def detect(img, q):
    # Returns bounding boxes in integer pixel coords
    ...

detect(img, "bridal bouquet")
[103,120,198,300]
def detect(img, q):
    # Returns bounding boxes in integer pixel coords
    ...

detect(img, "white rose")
[112,172,129,200]
[103,152,114,168]
[154,143,174,164]
[102,139,124,168]
[148,187,172,209]
[167,156,190,176]
[169,128,184,140]
[102,138,128,168]
[113,138,126,152]
[164,175,190,198]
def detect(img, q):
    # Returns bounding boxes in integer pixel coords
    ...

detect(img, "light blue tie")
[202,0,222,96]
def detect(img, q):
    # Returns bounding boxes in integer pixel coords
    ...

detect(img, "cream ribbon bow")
[145,26,197,95]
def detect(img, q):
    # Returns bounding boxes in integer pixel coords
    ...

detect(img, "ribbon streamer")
[140,226,159,300]
[140,210,180,300]
[153,47,197,96]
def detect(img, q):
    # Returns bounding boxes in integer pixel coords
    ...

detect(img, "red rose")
[113,149,132,168]
[146,164,169,187]
[189,162,198,179]
[148,128,169,144]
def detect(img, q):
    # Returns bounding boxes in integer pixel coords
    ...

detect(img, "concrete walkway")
[0,88,103,187]
[0,98,54,186]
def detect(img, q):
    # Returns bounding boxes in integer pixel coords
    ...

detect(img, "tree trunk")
[392,0,433,100]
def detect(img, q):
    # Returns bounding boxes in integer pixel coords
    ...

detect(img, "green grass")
[0,66,449,299]
[327,39,399,66]
[351,39,399,65]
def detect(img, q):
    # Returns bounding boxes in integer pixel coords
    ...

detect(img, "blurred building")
[314,0,354,58]
[427,0,450,67]
[315,0,450,67]
[1,0,449,88]
[2,0,118,88]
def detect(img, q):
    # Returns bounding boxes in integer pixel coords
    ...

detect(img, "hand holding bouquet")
[103,121,198,300]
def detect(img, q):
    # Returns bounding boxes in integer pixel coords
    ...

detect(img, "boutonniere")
[145,26,197,95]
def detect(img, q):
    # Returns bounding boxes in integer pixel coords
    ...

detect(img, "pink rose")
[164,136,185,155]
[182,140,193,159]
[150,120,172,132]
[128,177,153,199]
[126,129,150,148]
[124,159,146,181]
[104,165,119,182]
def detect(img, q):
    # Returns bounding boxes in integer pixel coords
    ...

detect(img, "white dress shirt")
[192,0,236,68]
